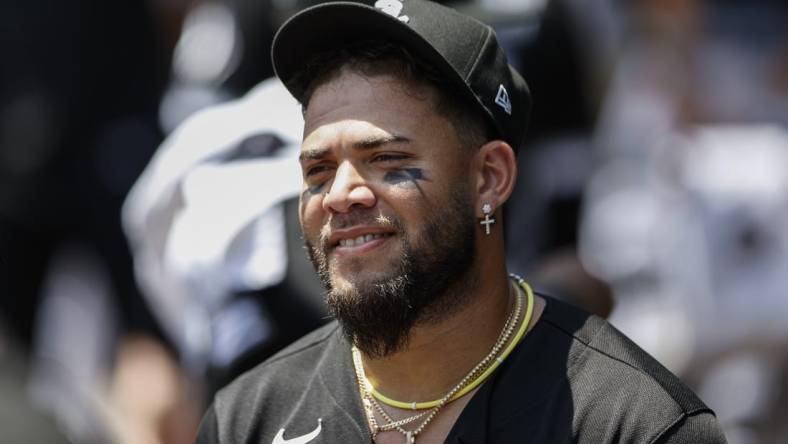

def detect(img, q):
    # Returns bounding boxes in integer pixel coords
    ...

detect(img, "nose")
[322,161,376,213]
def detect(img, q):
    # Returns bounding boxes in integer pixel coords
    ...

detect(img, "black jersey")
[196,295,726,443]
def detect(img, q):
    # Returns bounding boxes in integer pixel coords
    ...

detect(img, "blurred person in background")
[504,0,618,317]
[0,318,70,443]
[1,0,201,442]
[123,76,328,397]
[124,0,334,403]
[579,0,788,442]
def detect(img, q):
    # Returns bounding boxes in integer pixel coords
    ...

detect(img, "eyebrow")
[299,135,411,163]
[353,134,411,150]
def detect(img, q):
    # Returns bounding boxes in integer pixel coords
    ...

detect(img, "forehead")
[302,68,448,146]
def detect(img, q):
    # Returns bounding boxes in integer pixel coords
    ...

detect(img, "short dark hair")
[291,40,495,151]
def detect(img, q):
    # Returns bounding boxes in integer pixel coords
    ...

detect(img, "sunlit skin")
[298,68,545,443]
[299,71,468,294]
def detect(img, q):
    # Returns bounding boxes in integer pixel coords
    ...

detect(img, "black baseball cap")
[271,0,531,150]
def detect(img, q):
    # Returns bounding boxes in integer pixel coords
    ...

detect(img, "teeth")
[339,233,386,248]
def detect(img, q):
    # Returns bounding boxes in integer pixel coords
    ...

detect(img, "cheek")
[383,188,427,230]
[299,193,325,239]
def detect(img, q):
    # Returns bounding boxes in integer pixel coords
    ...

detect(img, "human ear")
[473,140,517,216]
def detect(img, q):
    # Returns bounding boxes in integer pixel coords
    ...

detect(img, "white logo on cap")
[375,0,409,23]
[495,84,512,115]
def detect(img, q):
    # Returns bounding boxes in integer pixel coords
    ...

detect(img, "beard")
[304,188,477,358]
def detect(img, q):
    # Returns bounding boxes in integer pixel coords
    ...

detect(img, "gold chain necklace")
[352,275,534,443]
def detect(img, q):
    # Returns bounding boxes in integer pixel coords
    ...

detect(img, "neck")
[357,260,512,403]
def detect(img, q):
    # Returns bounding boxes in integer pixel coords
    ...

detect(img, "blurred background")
[1,0,786,442]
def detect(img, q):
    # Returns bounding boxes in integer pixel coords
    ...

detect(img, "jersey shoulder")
[539,296,722,442]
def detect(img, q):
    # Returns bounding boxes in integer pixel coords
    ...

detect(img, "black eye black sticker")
[384,168,427,185]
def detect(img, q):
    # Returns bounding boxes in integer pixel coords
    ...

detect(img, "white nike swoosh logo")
[272,418,322,444]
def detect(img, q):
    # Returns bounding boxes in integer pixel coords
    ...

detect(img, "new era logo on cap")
[495,84,512,115]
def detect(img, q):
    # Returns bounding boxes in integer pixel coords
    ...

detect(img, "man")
[196,1,726,443]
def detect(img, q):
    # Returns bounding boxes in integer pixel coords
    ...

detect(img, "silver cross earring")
[480,203,495,235]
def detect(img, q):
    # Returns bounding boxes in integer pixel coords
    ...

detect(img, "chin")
[328,264,400,295]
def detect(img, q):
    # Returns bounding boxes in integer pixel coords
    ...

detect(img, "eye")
[305,164,332,177]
